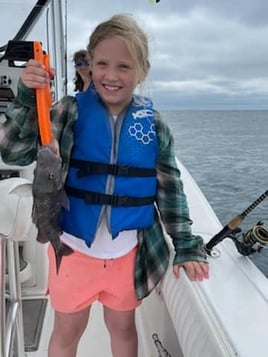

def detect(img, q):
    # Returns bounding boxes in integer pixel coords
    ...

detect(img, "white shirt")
[61,219,137,259]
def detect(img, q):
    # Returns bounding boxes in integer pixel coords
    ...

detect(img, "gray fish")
[32,144,73,273]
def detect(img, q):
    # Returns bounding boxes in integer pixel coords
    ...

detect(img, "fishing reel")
[204,190,268,257]
[228,221,268,256]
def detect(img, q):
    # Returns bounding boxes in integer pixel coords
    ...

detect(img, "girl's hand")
[21,59,55,89]
[173,261,209,281]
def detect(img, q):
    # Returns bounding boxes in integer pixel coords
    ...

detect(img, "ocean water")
[161,110,268,276]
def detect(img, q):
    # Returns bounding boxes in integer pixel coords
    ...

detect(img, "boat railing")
[0,177,33,357]
[0,238,25,357]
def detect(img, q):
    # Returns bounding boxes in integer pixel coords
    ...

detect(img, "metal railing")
[0,237,25,357]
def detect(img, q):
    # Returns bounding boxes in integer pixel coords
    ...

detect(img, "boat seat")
[0,177,33,242]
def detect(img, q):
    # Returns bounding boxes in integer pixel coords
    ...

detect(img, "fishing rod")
[204,189,268,255]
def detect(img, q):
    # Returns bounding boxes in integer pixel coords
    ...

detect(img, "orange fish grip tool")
[3,40,53,145]
[33,41,53,145]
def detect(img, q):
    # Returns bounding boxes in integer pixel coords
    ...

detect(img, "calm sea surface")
[161,110,268,276]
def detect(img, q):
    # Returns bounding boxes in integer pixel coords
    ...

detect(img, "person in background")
[72,49,91,92]
[0,14,209,357]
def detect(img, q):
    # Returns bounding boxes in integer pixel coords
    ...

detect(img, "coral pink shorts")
[47,244,141,313]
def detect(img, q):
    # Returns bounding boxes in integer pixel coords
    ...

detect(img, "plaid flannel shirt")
[0,81,207,299]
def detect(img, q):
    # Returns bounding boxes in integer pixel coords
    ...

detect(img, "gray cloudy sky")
[1,0,268,110]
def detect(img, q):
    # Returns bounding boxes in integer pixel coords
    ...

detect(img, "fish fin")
[31,203,37,222]
[36,231,49,243]
[60,243,73,256]
[10,183,32,197]
[55,253,62,275]
[54,243,73,274]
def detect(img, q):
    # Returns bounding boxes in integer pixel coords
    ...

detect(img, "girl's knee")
[53,308,90,342]
[53,322,85,342]
[104,308,136,337]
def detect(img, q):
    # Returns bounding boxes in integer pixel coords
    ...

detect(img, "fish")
[32,144,73,273]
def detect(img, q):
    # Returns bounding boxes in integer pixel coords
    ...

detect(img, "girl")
[1,14,209,357]
[72,49,91,92]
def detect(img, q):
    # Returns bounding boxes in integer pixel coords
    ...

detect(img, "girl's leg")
[103,306,138,357]
[48,306,91,357]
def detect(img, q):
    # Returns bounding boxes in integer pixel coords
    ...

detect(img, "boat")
[1,1,268,356]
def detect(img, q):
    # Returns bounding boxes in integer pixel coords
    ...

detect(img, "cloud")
[1,0,268,109]
[65,0,268,109]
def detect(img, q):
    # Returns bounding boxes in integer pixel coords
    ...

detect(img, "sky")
[1,0,268,110]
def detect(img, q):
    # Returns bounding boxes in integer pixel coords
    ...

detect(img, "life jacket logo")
[128,122,156,144]
[132,109,154,120]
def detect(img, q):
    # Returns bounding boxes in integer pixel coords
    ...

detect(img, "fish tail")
[55,253,63,275]
[53,243,74,274]
[60,242,74,256]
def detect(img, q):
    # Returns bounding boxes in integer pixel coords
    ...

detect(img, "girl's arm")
[155,113,207,266]
[0,80,39,166]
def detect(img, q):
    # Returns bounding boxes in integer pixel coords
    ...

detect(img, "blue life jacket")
[61,87,159,247]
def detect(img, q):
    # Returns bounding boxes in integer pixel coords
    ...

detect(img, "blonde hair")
[87,14,150,83]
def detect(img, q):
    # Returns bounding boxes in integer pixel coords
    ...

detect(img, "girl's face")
[75,58,90,77]
[91,36,138,115]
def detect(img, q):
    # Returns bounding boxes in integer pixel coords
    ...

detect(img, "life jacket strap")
[70,158,156,177]
[66,186,156,206]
